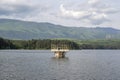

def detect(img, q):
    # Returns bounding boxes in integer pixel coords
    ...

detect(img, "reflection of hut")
[51,43,69,58]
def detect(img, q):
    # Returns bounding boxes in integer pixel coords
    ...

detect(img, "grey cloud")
[88,16,110,25]
[0,4,35,17]
[0,1,51,19]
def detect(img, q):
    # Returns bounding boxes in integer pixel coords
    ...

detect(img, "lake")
[0,50,120,80]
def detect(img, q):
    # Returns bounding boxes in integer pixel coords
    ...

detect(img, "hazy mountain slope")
[0,19,120,40]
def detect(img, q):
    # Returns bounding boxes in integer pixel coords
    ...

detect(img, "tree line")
[0,37,16,49]
[1,37,120,49]
[0,37,79,49]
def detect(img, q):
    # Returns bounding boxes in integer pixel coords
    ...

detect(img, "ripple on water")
[0,50,120,80]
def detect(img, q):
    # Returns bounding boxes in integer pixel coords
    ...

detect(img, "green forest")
[1,37,120,49]
[0,37,79,49]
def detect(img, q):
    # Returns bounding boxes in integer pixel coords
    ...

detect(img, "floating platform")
[51,42,69,58]
[51,49,69,58]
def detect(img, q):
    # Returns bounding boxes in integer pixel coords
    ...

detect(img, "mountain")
[0,19,120,40]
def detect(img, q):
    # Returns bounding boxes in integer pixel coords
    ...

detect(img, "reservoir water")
[0,50,120,80]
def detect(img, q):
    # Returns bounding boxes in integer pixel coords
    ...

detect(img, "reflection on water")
[51,57,69,68]
[51,57,69,61]
[0,50,120,80]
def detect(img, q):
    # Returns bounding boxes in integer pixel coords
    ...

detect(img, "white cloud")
[0,0,119,29]
[60,4,91,19]
[60,0,118,25]
[88,0,100,5]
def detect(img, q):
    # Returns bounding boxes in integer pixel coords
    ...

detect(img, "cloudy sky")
[0,0,120,29]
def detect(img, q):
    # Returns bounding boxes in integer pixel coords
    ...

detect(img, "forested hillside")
[0,19,120,40]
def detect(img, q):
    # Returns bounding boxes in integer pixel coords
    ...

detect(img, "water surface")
[0,50,120,80]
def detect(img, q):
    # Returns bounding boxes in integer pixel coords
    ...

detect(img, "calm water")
[0,50,120,80]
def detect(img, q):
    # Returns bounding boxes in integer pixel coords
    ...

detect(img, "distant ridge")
[0,18,120,40]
